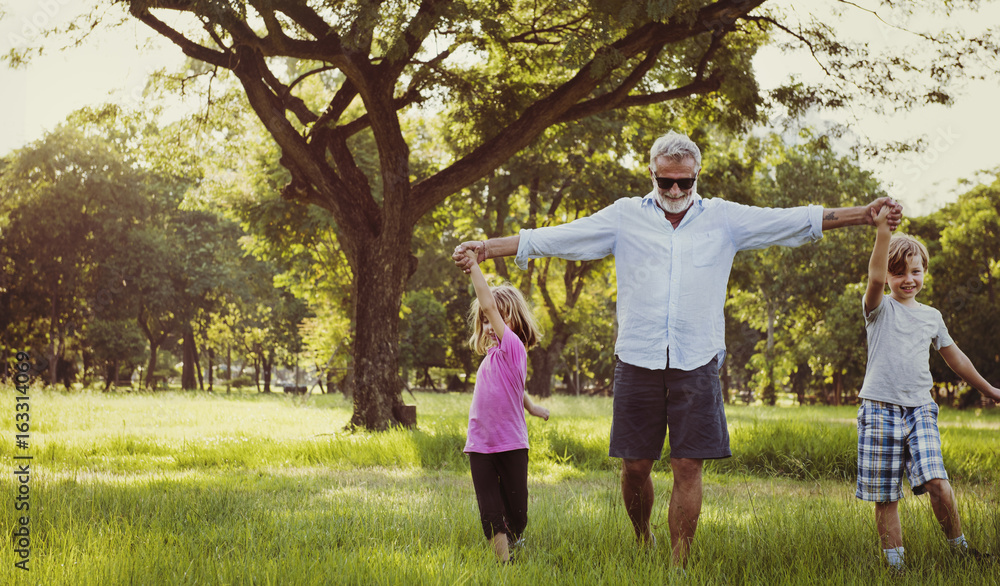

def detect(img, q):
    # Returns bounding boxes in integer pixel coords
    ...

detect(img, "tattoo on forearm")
[824,211,838,221]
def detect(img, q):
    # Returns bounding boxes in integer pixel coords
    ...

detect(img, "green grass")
[1,388,998,585]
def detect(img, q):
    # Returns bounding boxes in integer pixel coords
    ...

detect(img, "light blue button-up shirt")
[515,191,825,371]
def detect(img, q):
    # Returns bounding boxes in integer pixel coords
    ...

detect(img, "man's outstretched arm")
[452,235,520,273]
[822,197,902,231]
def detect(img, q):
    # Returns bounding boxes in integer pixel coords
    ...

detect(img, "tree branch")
[276,2,333,40]
[228,46,364,240]
[559,73,724,123]
[746,15,834,77]
[507,15,589,45]
[255,56,319,126]
[129,6,232,69]
[407,0,766,219]
[535,259,566,331]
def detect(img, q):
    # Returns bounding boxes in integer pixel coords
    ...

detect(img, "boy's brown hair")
[468,284,542,355]
[887,233,929,275]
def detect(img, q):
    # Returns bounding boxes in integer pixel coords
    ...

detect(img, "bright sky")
[1,1,998,217]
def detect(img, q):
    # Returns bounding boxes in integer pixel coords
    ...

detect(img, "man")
[452,131,902,567]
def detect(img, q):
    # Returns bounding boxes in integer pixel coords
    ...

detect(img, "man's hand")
[453,241,486,273]
[866,197,903,230]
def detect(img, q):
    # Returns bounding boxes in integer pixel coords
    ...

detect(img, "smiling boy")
[857,206,1000,573]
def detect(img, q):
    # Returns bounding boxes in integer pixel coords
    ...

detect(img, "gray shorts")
[609,357,731,461]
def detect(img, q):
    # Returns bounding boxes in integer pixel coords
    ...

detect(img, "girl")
[461,248,549,564]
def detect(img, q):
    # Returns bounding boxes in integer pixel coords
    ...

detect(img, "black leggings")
[469,449,529,541]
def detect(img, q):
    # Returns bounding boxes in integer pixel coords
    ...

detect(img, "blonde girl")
[461,248,548,564]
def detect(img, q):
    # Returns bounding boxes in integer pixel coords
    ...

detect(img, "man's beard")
[656,191,693,214]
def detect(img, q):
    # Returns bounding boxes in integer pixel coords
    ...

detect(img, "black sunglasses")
[654,176,696,190]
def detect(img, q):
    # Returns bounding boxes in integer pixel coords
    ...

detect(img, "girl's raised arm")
[465,249,505,344]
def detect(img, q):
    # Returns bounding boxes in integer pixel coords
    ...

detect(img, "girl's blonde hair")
[468,284,542,354]
[887,233,929,275]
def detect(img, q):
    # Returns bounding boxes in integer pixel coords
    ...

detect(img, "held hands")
[866,197,903,230]
[870,202,892,228]
[453,241,486,274]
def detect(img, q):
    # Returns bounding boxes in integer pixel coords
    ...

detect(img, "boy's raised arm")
[864,206,892,315]
[938,344,1000,402]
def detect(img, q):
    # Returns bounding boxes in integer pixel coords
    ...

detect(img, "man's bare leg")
[621,458,655,544]
[668,457,703,567]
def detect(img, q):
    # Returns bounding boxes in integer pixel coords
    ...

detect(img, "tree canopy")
[7,0,1000,427]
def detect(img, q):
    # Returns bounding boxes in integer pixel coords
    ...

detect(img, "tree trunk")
[791,364,809,405]
[195,342,204,391]
[420,367,438,391]
[181,328,197,390]
[49,296,59,386]
[763,302,777,406]
[104,360,117,392]
[348,243,411,430]
[720,365,731,404]
[527,337,566,398]
[207,347,214,392]
[146,342,160,389]
[138,311,169,390]
[262,352,272,393]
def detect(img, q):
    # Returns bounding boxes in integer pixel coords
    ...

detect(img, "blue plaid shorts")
[856,400,948,502]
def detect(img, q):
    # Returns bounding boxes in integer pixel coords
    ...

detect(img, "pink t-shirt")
[463,324,529,454]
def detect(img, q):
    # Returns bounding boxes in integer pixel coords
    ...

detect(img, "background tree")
[12,1,999,422]
[718,134,889,405]
[399,290,449,390]
[0,121,152,385]
[927,179,1000,405]
[84,318,148,390]
[109,0,786,429]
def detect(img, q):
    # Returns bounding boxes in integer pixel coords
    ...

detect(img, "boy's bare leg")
[491,532,510,562]
[875,501,904,549]
[669,457,703,567]
[621,458,655,544]
[923,479,962,539]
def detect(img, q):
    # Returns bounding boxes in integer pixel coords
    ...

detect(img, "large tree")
[50,0,989,428]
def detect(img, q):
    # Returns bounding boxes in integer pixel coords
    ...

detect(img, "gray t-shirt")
[858,295,954,407]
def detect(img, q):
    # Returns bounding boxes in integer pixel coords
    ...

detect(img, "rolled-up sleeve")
[726,203,824,251]
[515,203,620,270]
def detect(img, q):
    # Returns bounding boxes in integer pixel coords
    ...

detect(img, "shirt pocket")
[691,230,727,267]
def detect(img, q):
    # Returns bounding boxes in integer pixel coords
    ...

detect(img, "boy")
[857,205,1000,572]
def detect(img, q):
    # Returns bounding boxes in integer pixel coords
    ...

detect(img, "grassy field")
[1,387,998,585]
